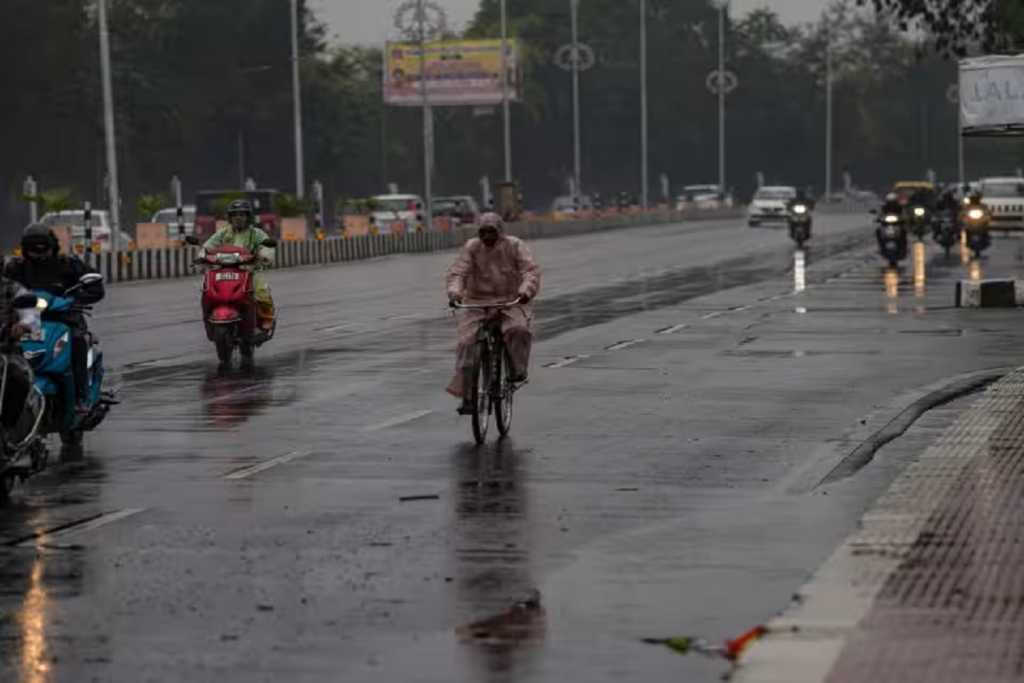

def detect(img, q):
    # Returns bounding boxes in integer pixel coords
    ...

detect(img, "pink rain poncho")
[445,235,541,398]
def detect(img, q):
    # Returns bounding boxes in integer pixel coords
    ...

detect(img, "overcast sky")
[313,0,827,46]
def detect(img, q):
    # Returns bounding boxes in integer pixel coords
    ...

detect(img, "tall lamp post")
[555,0,593,204]
[825,20,833,200]
[290,0,306,199]
[97,0,121,251]
[705,2,736,197]
[501,0,512,183]
[640,0,648,209]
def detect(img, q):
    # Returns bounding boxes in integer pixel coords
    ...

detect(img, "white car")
[747,186,797,227]
[151,205,196,239]
[676,184,732,211]
[979,177,1024,231]
[38,210,116,251]
[371,194,425,233]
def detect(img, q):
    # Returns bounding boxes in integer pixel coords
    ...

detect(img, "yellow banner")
[384,39,520,107]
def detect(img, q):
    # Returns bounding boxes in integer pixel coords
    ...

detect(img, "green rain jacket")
[202,225,275,303]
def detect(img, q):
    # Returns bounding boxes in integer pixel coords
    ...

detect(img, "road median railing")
[82,208,742,285]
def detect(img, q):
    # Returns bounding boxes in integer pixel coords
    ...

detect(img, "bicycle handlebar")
[450,300,522,310]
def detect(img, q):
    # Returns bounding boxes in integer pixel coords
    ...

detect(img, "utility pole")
[717,2,726,194]
[825,22,833,200]
[501,0,512,183]
[640,0,649,209]
[98,0,121,251]
[571,0,582,203]
[291,0,306,198]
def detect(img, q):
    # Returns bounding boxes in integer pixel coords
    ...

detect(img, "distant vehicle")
[676,184,732,211]
[194,190,280,242]
[890,181,936,207]
[551,195,593,217]
[38,210,114,252]
[747,186,797,227]
[151,205,196,239]
[978,177,1024,231]
[433,196,480,225]
[371,194,424,233]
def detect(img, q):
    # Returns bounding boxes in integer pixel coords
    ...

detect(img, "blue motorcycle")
[21,274,114,450]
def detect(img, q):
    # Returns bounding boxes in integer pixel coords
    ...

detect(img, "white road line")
[223,449,314,480]
[364,410,435,432]
[656,324,689,335]
[605,339,646,351]
[546,355,590,368]
[16,508,147,548]
[701,311,725,320]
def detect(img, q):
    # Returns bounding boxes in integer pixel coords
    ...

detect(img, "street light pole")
[640,0,648,209]
[717,2,726,195]
[571,0,582,202]
[825,23,833,200]
[290,0,306,199]
[501,0,512,183]
[97,0,121,251]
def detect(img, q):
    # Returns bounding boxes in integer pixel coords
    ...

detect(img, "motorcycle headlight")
[968,208,985,221]
[35,298,49,312]
[913,207,926,217]
[884,214,899,224]
[793,204,807,215]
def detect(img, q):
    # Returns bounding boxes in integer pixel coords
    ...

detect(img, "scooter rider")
[202,199,276,332]
[4,224,105,413]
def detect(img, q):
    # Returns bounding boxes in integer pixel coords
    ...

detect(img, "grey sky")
[313,0,826,46]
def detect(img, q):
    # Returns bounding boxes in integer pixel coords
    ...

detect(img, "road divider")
[79,209,743,285]
[955,278,1024,307]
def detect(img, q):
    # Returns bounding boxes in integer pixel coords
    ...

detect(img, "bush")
[274,192,312,218]
[137,193,169,220]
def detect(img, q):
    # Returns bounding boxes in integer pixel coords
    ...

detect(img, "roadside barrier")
[81,208,742,284]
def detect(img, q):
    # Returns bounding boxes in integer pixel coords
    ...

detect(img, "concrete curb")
[732,366,1024,682]
[955,278,1024,307]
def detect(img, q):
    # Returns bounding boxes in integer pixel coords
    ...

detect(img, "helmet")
[21,223,58,259]
[226,199,254,223]
[478,212,503,231]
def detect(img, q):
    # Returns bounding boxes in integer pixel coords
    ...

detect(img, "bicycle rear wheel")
[495,347,514,437]
[471,343,492,445]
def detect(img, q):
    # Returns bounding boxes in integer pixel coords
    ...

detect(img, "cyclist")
[445,213,541,414]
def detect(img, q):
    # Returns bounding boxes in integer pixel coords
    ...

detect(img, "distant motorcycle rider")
[5,224,105,412]
[202,199,276,331]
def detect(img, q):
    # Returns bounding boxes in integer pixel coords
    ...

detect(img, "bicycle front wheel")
[471,344,492,445]
[495,348,514,437]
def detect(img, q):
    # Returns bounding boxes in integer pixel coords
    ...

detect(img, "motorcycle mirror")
[79,273,104,286]
[184,235,201,246]
[12,293,38,309]
[261,238,278,248]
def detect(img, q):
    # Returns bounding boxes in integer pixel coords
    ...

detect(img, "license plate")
[215,272,241,281]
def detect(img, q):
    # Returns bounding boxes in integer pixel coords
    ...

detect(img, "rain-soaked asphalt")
[4,214,1024,682]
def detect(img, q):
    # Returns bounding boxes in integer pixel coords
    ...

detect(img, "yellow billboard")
[384,39,521,107]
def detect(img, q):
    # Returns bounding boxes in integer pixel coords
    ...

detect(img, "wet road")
[3,214,1024,682]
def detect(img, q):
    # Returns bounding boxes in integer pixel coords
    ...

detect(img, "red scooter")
[186,236,277,366]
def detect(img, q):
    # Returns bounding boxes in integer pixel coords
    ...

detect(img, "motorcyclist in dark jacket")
[4,224,104,411]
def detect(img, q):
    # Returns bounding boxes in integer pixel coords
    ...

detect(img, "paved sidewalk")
[735,368,1024,683]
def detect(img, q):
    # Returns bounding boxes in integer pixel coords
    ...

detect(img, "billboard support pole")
[418,0,433,228]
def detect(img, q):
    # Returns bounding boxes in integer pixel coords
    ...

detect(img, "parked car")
[676,184,733,211]
[747,186,797,227]
[38,210,115,252]
[979,177,1024,231]
[151,205,196,239]
[371,194,424,233]
[433,195,480,225]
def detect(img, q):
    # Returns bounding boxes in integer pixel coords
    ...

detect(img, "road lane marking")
[656,324,689,335]
[605,339,646,351]
[223,449,314,480]
[364,410,435,432]
[701,311,725,320]
[545,355,590,368]
[11,508,147,548]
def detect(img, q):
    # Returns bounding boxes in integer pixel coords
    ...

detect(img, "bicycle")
[451,301,523,444]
